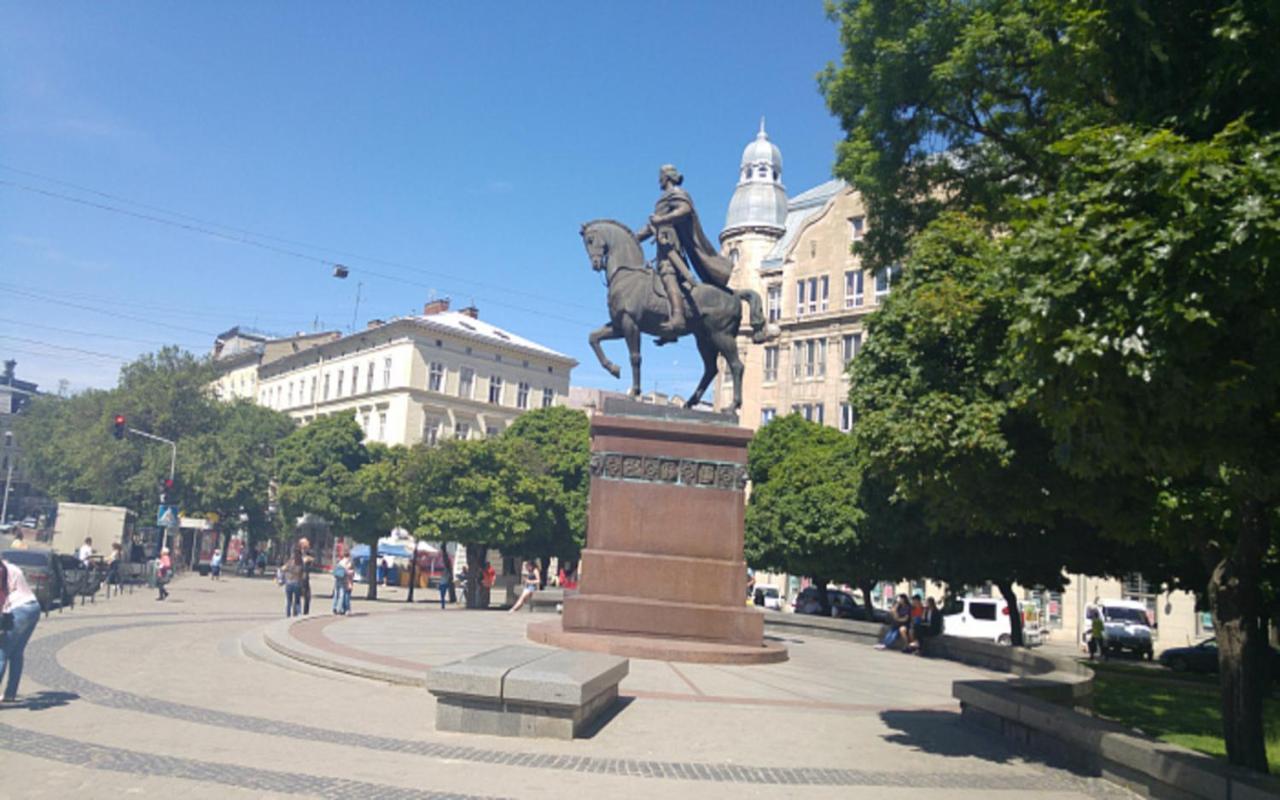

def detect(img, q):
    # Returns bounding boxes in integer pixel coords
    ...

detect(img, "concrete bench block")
[424,645,548,697]
[426,646,628,740]
[504,649,629,707]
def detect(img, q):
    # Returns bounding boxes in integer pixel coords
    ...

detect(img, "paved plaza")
[0,575,1136,799]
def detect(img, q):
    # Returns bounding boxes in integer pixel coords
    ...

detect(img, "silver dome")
[723,119,787,236]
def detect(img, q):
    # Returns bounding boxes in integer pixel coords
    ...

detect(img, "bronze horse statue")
[581,219,776,411]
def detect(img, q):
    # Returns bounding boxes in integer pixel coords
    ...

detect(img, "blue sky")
[1,1,845,397]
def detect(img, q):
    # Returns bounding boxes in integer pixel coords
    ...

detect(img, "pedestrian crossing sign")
[157,505,179,528]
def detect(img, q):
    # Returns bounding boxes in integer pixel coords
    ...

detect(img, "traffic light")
[160,478,175,505]
[112,415,126,440]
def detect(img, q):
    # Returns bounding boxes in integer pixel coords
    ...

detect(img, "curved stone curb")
[261,617,425,687]
[767,614,1280,800]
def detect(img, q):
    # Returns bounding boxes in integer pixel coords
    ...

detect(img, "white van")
[752,585,783,610]
[943,596,1043,647]
[1085,599,1154,660]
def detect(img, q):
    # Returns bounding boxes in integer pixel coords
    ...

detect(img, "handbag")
[0,612,14,632]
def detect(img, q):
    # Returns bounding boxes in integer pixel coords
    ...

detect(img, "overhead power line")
[0,317,206,350]
[0,333,126,361]
[0,165,601,315]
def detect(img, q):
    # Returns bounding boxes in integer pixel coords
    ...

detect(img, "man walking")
[298,538,314,615]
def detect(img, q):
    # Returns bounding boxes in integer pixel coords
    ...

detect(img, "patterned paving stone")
[15,619,1133,796]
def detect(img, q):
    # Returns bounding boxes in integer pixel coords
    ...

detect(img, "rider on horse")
[634,165,735,342]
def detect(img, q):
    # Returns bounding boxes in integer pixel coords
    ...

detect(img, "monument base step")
[527,618,788,665]
[563,593,764,645]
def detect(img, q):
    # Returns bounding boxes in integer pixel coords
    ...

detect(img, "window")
[362,412,371,433]
[378,412,387,441]
[541,388,554,408]
[790,403,825,424]
[763,346,778,382]
[761,407,776,425]
[454,422,470,440]
[797,338,826,379]
[517,381,530,409]
[336,369,345,397]
[796,280,806,317]
[309,377,316,402]
[842,332,862,363]
[459,367,474,399]
[323,374,331,400]
[485,425,499,438]
[366,362,374,393]
[383,357,392,388]
[488,376,503,405]
[807,277,819,315]
[840,403,854,432]
[844,270,864,308]
[1123,573,1159,626]
[766,284,781,322]
[792,341,804,379]
[423,417,441,446]
[352,366,359,394]
[286,382,293,407]
[818,276,829,312]
[729,248,739,265]
[428,362,444,392]
[849,215,865,242]
[875,264,900,300]
[969,601,998,621]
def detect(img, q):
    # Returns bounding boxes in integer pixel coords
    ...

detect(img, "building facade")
[0,359,45,524]
[210,327,341,402]
[714,126,885,430]
[246,300,576,446]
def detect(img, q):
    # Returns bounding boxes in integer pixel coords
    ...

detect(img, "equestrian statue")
[581,164,778,412]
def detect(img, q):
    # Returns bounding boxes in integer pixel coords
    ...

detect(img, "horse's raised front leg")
[620,316,642,397]
[588,322,622,379]
[686,332,719,408]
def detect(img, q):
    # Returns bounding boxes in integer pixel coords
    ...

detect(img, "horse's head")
[580,219,646,280]
[581,222,609,273]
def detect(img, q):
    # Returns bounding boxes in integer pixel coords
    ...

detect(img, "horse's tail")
[733,288,777,344]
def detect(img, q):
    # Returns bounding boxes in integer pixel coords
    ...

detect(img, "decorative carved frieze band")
[589,452,748,491]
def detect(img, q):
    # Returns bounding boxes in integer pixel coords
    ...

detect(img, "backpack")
[332,564,347,581]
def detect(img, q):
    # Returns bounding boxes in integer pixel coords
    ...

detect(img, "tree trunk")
[858,579,877,619]
[813,577,831,616]
[465,542,487,609]
[995,580,1024,647]
[1208,499,1271,773]
[538,556,551,590]
[366,541,378,600]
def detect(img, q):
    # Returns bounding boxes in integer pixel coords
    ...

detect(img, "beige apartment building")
[713,125,1211,652]
[210,327,341,402]
[244,300,575,446]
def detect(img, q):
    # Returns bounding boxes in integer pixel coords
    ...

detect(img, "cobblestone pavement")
[0,575,1136,799]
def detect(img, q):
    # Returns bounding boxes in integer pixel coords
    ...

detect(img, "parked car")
[791,586,886,621]
[1,548,67,611]
[752,585,783,610]
[943,596,1043,647]
[1158,638,1280,677]
[1086,599,1154,660]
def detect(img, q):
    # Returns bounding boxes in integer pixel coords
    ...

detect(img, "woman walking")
[0,558,41,702]
[156,547,172,600]
[282,549,304,617]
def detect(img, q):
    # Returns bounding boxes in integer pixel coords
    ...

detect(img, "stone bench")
[523,588,570,613]
[425,645,628,740]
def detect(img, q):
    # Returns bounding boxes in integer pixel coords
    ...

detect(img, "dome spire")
[722,120,787,240]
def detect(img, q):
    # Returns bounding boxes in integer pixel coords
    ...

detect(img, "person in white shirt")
[77,537,93,564]
[0,559,41,702]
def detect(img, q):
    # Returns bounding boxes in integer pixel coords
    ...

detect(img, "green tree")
[746,416,868,615]
[274,414,370,583]
[405,438,549,608]
[1005,124,1280,769]
[352,443,410,599]
[821,0,1280,270]
[502,407,591,577]
[184,400,297,553]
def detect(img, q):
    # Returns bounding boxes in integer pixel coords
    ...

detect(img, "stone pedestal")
[528,401,786,664]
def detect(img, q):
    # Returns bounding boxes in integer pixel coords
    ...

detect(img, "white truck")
[51,502,135,555]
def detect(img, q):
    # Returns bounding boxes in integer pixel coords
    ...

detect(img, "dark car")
[1159,638,1280,677]
[793,587,886,622]
[1,548,67,611]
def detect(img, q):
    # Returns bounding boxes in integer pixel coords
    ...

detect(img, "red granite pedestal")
[528,403,787,665]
